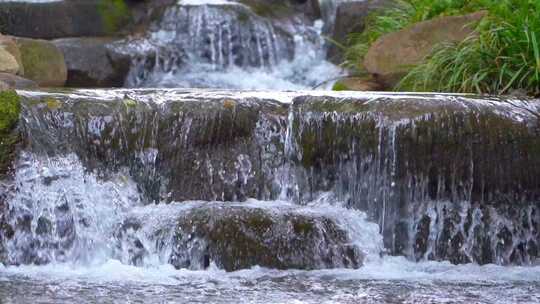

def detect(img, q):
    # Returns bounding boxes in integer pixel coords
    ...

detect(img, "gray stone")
[54,37,131,88]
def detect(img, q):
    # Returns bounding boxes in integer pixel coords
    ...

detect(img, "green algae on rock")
[167,204,363,271]
[98,0,132,34]
[0,90,21,177]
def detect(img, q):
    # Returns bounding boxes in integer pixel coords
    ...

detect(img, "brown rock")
[0,35,23,76]
[0,48,18,75]
[363,11,487,88]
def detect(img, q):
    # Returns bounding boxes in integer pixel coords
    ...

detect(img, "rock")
[19,90,288,202]
[0,81,8,91]
[0,0,133,39]
[237,0,321,20]
[333,76,383,91]
[0,35,23,75]
[167,203,363,271]
[363,11,487,88]
[327,0,393,64]
[0,73,38,90]
[0,48,19,75]
[53,37,131,88]
[15,38,67,87]
[289,93,540,264]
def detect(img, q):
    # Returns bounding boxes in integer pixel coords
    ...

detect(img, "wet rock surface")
[19,90,288,203]
[167,204,363,271]
[288,94,540,264]
[2,89,540,266]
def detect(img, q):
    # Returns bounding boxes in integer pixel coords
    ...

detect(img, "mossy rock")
[16,38,67,87]
[169,204,363,271]
[0,90,21,177]
[98,0,132,34]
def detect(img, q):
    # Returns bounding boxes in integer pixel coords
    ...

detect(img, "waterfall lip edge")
[14,89,540,117]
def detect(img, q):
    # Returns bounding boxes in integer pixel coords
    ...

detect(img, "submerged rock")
[288,93,540,264]
[19,90,288,203]
[169,204,363,271]
[3,89,540,266]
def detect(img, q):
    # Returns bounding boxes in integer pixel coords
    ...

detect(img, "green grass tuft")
[398,0,540,95]
[343,0,539,96]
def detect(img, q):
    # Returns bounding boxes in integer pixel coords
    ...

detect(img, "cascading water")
[122,0,343,89]
[1,89,539,303]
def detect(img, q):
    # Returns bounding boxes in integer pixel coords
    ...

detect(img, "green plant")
[332,82,350,91]
[399,0,540,95]
[342,0,490,72]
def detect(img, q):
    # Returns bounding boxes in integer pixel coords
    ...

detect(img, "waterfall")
[1,89,538,269]
[120,1,342,89]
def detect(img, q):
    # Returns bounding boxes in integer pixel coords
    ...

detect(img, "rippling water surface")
[2,257,539,304]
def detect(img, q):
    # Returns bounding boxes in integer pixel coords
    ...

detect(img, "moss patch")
[0,90,21,177]
[16,38,66,87]
[98,0,131,34]
[44,97,61,110]
[332,82,350,91]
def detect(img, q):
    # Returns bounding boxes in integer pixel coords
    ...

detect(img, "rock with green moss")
[289,93,540,264]
[0,90,21,177]
[165,203,363,271]
[0,0,134,39]
[97,0,132,34]
[19,90,288,203]
[332,76,382,91]
[15,38,67,87]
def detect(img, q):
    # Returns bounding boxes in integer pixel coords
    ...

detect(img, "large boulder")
[289,93,540,265]
[0,48,18,75]
[15,38,67,87]
[168,204,363,271]
[54,37,131,87]
[327,0,393,63]
[18,90,288,202]
[0,36,24,76]
[363,11,486,88]
[0,0,134,39]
